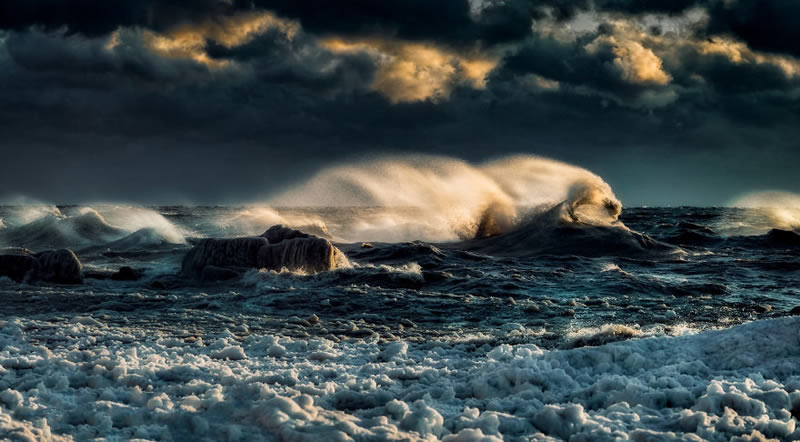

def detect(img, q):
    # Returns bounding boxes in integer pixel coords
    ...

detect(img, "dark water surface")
[1,205,798,348]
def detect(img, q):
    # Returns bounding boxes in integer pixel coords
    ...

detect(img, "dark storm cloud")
[0,0,538,47]
[0,0,237,36]
[497,32,670,105]
[706,0,800,57]
[580,0,800,59]
[2,0,799,57]
[0,1,799,205]
[205,30,375,96]
[4,29,208,81]
[519,0,702,20]
[668,46,797,95]
[248,0,538,46]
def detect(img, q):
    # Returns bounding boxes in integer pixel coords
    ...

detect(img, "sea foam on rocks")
[181,225,348,280]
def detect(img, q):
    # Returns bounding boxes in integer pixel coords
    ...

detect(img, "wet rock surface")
[0,247,83,284]
[181,225,347,279]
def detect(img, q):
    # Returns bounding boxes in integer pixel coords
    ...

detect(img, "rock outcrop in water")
[766,229,800,247]
[181,225,347,281]
[0,248,83,284]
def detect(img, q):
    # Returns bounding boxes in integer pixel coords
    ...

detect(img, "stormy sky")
[0,0,798,206]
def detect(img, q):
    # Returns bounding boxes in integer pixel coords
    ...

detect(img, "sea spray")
[728,191,800,234]
[264,154,622,242]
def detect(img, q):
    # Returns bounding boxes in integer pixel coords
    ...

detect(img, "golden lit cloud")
[108,11,299,68]
[322,38,498,102]
[521,74,560,91]
[697,38,800,78]
[586,35,671,86]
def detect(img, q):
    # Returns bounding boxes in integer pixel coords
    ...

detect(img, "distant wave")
[723,191,800,235]
[0,206,187,251]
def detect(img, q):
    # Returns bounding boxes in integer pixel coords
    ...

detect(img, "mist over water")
[726,191,800,235]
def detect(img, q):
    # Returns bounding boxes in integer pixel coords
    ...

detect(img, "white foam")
[0,315,798,440]
[266,154,621,242]
[1,205,62,227]
[78,206,188,244]
[0,205,187,250]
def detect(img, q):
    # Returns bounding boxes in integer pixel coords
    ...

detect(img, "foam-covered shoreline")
[1,316,797,440]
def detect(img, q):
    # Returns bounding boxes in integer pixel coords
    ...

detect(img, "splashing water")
[1,205,63,228]
[73,206,188,244]
[265,155,622,242]
[0,205,188,250]
[219,207,330,239]
[726,191,800,235]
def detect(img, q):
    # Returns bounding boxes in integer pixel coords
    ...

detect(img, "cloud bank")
[0,0,798,205]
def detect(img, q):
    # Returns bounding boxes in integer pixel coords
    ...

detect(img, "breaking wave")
[0,205,187,251]
[266,154,622,243]
[726,191,800,235]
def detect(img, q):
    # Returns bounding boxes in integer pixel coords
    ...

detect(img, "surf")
[263,154,624,243]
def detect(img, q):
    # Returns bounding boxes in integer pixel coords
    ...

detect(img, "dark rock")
[766,229,800,247]
[262,225,313,244]
[0,248,82,284]
[181,225,348,279]
[35,249,83,284]
[256,234,344,273]
[789,306,800,316]
[466,202,675,258]
[200,265,242,282]
[0,248,40,282]
[181,237,268,278]
[111,266,142,281]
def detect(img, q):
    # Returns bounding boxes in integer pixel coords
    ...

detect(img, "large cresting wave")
[267,155,623,243]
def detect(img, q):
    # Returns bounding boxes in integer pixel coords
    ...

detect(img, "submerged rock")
[181,225,347,280]
[0,248,83,284]
[766,229,800,247]
[111,266,142,281]
[0,248,41,283]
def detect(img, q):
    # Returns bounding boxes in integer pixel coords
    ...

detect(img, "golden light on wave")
[322,38,498,102]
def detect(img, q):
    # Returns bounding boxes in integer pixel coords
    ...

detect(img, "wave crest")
[728,191,800,235]
[0,205,187,251]
[267,154,622,242]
